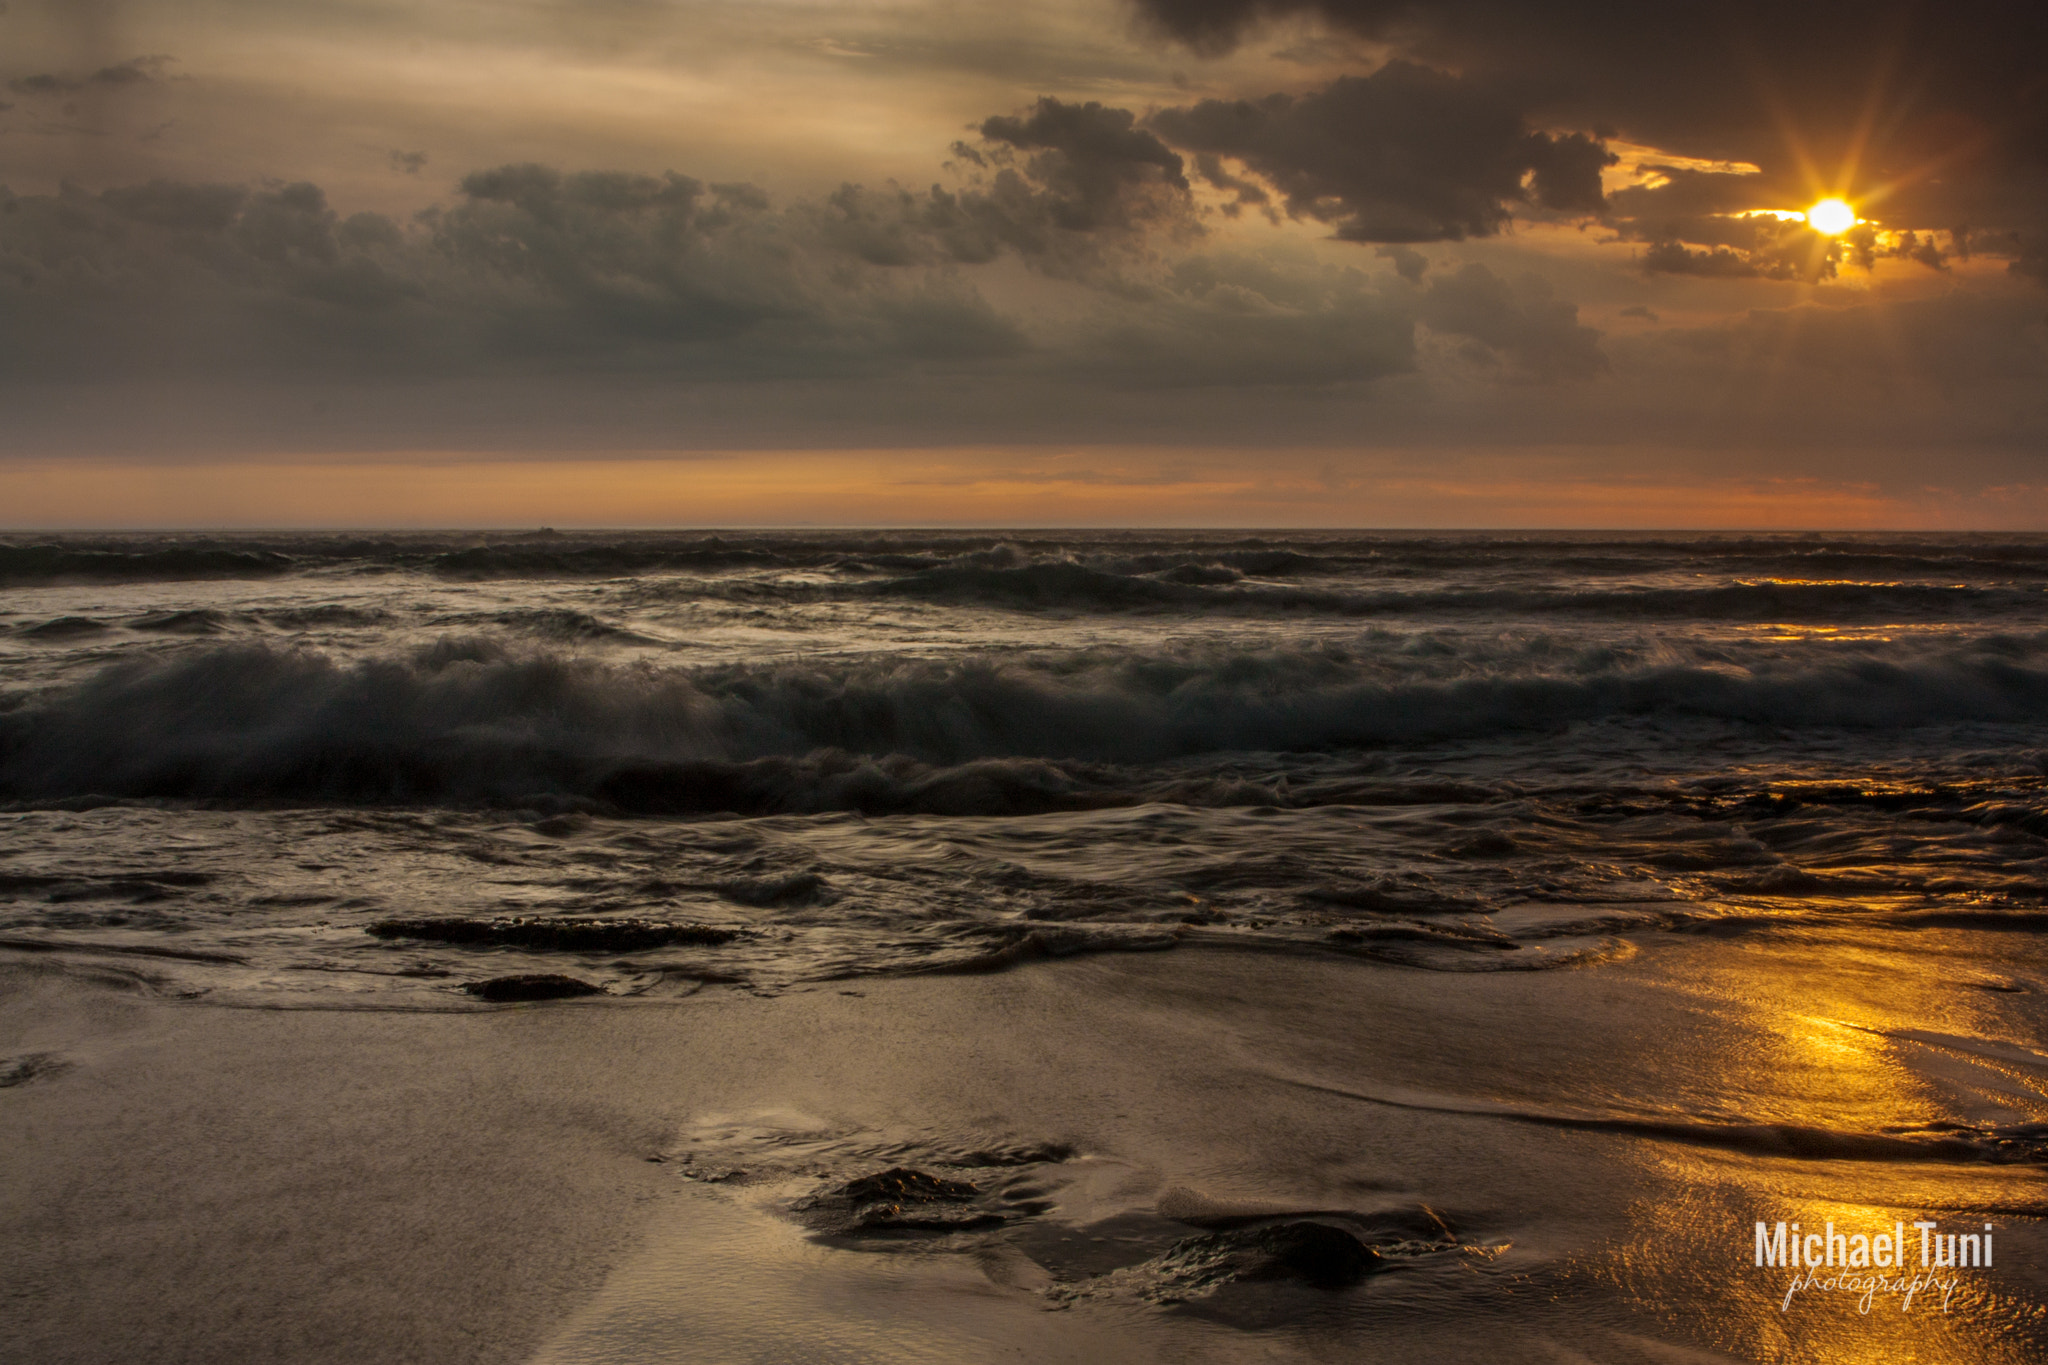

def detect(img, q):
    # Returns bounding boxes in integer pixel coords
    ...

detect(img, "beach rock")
[462,974,607,1002]
[853,1202,1005,1232]
[843,1167,980,1205]
[797,1166,1005,1234]
[1152,1220,1383,1291]
[0,1052,72,1088]
[370,916,738,951]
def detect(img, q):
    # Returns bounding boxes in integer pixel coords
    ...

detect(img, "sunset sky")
[4,0,2046,527]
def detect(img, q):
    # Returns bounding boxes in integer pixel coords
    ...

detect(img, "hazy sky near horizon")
[3,0,2046,526]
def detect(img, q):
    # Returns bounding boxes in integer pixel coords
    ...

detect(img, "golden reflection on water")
[1733,578,1912,587]
[1596,926,2048,1361]
[1758,627,1899,642]
[1738,615,1979,642]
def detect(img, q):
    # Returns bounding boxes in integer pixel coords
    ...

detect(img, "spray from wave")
[6,634,2048,812]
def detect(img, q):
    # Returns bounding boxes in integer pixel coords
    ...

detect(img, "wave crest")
[5,636,2048,810]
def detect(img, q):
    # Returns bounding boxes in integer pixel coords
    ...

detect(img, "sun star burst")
[1805,197,1857,235]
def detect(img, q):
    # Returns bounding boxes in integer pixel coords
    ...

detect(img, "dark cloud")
[389,149,428,176]
[1127,1,2046,156]
[1191,152,1273,220]
[950,96,1200,267]
[0,150,1617,405]
[1635,288,2048,409]
[979,97,1189,229]
[1375,244,1427,281]
[1892,231,1946,273]
[8,54,172,95]
[0,177,427,379]
[757,96,1199,279]
[1149,62,1614,242]
[0,152,1186,389]
[1641,241,1768,279]
[102,178,246,231]
[1606,167,1765,230]
[1129,0,2048,274]
[1415,263,1605,380]
[806,183,972,267]
[0,68,1632,410]
[236,182,348,267]
[421,165,1026,371]
[1603,167,1795,264]
[1069,249,1415,386]
[2015,239,2048,287]
[1526,132,1612,214]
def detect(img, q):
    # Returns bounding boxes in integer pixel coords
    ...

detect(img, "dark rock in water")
[798,1166,1005,1235]
[854,1202,1004,1232]
[1155,1220,1382,1291]
[0,1052,73,1088]
[368,916,739,951]
[843,1167,981,1204]
[463,974,607,1002]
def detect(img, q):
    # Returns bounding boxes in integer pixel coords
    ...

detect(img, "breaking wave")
[6,635,2048,811]
[863,562,2048,619]
[0,544,296,584]
[11,529,2048,610]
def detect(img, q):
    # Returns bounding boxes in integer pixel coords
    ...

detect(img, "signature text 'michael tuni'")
[1757,1220,1990,1269]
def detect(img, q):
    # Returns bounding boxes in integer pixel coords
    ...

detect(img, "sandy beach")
[10,920,2047,1364]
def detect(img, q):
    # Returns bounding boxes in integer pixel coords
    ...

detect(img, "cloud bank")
[0,0,2041,515]
[0,90,1616,398]
[1129,0,2048,280]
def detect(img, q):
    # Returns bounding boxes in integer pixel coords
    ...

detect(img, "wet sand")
[6,929,2048,1363]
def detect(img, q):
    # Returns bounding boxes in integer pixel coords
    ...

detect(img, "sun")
[1805,198,1857,235]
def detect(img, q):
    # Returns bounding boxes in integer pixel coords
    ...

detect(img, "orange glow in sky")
[2,450,2042,531]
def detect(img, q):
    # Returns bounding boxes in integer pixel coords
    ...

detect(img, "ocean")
[6,528,2048,1360]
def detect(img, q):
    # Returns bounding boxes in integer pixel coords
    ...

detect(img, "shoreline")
[8,932,2048,1362]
